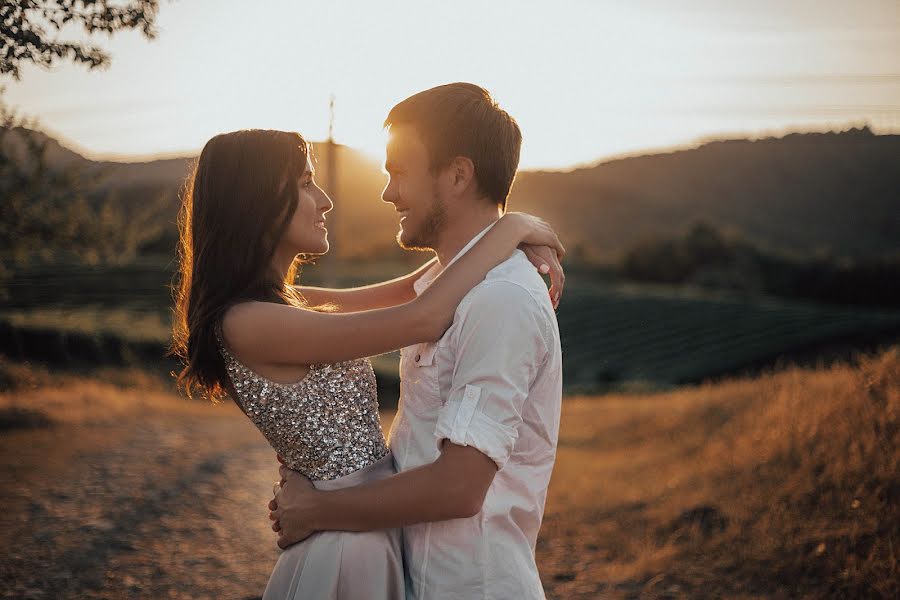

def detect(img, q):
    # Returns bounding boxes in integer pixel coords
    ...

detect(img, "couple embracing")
[172,82,564,599]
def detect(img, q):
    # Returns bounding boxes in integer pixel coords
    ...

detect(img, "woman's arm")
[295,258,437,312]
[223,213,563,366]
[298,242,563,313]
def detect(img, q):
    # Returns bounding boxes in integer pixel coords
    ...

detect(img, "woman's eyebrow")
[303,157,315,177]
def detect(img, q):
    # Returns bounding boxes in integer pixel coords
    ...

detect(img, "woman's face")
[279,159,334,256]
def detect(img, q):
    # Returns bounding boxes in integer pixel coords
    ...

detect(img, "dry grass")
[1,348,896,598]
[539,347,898,599]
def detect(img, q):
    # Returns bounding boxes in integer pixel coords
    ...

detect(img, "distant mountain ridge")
[12,127,900,260]
[510,127,900,260]
[4,127,195,188]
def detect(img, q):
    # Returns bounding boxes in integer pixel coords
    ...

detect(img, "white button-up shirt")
[388,224,563,600]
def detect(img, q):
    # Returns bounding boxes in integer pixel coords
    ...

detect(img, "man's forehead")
[385,125,424,158]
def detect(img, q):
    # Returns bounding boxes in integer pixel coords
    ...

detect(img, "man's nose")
[381,181,397,205]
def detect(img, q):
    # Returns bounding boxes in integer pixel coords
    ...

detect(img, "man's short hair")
[384,82,522,211]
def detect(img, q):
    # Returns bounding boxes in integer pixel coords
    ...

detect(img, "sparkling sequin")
[216,328,389,481]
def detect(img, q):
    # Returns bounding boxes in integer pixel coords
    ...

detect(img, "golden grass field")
[538,348,898,598]
[1,348,897,599]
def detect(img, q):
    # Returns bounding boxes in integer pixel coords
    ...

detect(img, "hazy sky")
[7,0,899,169]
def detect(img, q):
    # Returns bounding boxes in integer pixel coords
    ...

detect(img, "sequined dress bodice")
[217,332,389,481]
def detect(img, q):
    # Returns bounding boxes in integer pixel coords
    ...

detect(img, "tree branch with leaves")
[0,0,159,80]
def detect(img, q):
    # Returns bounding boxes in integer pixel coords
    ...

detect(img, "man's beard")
[397,181,446,252]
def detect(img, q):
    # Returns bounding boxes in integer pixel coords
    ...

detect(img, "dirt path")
[1,380,293,599]
[0,377,722,600]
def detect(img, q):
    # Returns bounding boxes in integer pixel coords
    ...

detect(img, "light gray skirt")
[262,452,404,600]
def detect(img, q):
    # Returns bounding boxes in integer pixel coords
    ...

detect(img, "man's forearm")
[309,460,477,532]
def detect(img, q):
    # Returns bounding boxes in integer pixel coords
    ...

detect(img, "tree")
[0,0,159,80]
[0,101,170,265]
[0,0,166,265]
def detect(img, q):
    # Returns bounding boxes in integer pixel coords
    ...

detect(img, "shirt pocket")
[405,341,441,407]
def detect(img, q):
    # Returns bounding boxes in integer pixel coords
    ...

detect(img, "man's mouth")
[315,220,326,230]
[397,209,410,223]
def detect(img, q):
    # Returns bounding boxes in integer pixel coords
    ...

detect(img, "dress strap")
[213,321,236,361]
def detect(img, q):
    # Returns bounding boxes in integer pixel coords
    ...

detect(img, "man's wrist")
[303,488,328,531]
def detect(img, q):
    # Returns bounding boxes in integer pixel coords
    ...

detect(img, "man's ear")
[448,156,476,195]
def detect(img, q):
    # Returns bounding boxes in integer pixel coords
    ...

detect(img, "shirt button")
[415,354,421,362]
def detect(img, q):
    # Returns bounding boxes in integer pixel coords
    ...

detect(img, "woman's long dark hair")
[171,129,310,401]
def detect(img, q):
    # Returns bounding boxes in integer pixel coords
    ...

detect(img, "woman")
[171,129,564,599]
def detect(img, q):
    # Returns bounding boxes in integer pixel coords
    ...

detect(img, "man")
[270,82,563,599]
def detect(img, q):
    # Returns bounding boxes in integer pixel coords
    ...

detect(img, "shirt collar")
[414,220,499,295]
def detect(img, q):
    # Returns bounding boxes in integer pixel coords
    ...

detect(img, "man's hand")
[268,464,319,549]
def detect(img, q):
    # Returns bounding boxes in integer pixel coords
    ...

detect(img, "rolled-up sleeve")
[434,281,550,470]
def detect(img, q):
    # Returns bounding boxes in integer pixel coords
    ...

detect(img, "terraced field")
[556,280,900,388]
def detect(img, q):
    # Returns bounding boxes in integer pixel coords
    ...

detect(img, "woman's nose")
[321,191,334,213]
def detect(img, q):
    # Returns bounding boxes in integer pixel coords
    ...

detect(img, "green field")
[3,261,899,391]
[556,281,900,389]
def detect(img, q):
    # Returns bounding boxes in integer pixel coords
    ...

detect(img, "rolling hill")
[7,126,900,261]
[510,127,900,261]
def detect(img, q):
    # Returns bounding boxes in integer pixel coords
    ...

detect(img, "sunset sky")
[6,0,899,169]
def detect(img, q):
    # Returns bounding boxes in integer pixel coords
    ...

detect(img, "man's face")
[381,125,447,251]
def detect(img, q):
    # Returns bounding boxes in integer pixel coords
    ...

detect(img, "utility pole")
[323,94,338,285]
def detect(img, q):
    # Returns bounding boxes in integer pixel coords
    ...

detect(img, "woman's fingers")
[546,226,566,260]
[508,213,566,306]
[547,248,565,308]
[521,245,551,274]
[515,213,566,260]
[520,244,565,308]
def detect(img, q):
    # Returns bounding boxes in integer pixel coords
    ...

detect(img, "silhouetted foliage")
[0,0,159,80]
[622,222,900,307]
[0,101,172,264]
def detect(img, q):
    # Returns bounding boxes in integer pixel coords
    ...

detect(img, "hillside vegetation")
[512,127,900,262]
[541,347,898,598]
